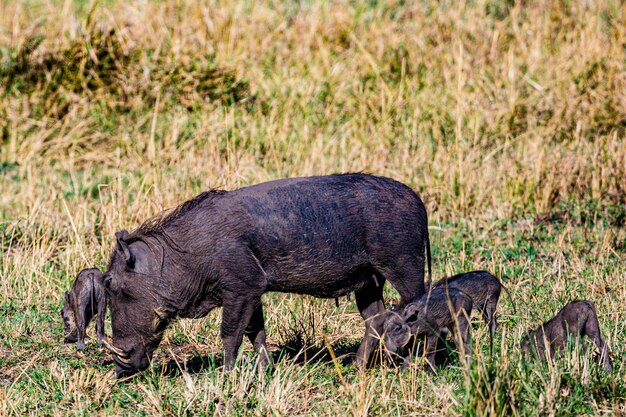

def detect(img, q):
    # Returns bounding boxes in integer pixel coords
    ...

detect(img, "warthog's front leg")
[424,333,439,372]
[455,311,471,358]
[354,276,386,369]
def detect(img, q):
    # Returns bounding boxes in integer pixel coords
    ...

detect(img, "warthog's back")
[217,174,428,297]
[162,174,428,298]
[436,270,501,308]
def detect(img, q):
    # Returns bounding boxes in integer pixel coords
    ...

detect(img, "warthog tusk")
[103,339,128,358]
[116,355,132,364]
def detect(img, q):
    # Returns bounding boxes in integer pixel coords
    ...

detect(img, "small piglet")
[520,300,612,371]
[383,287,473,372]
[60,268,107,351]
[429,270,512,351]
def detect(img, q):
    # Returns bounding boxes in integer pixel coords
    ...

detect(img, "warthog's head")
[103,230,171,377]
[519,331,536,360]
[381,310,413,355]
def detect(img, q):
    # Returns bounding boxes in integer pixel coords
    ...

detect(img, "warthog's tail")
[426,228,432,288]
[422,227,434,314]
[500,281,518,317]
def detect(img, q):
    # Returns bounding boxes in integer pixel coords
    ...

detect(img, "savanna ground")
[1,0,625,415]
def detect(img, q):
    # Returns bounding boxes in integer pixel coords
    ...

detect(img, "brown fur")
[520,300,612,371]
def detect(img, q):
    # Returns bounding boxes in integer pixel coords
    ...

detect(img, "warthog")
[520,300,612,371]
[102,174,431,377]
[60,268,107,351]
[383,287,473,372]
[428,270,514,353]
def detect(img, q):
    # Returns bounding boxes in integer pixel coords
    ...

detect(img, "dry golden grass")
[1,0,625,415]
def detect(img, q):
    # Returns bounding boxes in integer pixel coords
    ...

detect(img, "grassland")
[1,0,625,415]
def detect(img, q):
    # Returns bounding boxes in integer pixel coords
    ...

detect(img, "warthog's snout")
[113,351,151,378]
[104,340,151,378]
[114,355,137,378]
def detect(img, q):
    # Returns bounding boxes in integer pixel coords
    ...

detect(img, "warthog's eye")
[394,323,404,333]
[103,274,112,288]
[120,286,137,301]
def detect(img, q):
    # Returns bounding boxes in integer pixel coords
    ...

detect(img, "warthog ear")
[403,304,419,324]
[64,290,69,302]
[115,230,135,269]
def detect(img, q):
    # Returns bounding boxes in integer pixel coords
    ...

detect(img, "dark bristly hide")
[103,173,431,377]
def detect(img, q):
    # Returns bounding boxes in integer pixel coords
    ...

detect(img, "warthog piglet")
[60,268,107,351]
[520,300,612,371]
[384,287,473,372]
[429,270,514,351]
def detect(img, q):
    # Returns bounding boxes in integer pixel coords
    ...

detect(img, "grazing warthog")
[428,270,514,353]
[102,174,431,377]
[60,268,107,351]
[384,287,473,372]
[520,300,612,371]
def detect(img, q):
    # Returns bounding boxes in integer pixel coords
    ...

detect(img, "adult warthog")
[102,173,431,377]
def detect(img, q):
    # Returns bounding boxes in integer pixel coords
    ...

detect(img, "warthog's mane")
[104,189,227,322]
[105,189,228,275]
[128,189,226,244]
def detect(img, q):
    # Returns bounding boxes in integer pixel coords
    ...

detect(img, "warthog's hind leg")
[221,294,262,370]
[245,302,270,367]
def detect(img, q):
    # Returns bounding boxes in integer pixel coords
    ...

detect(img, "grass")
[1,0,625,415]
